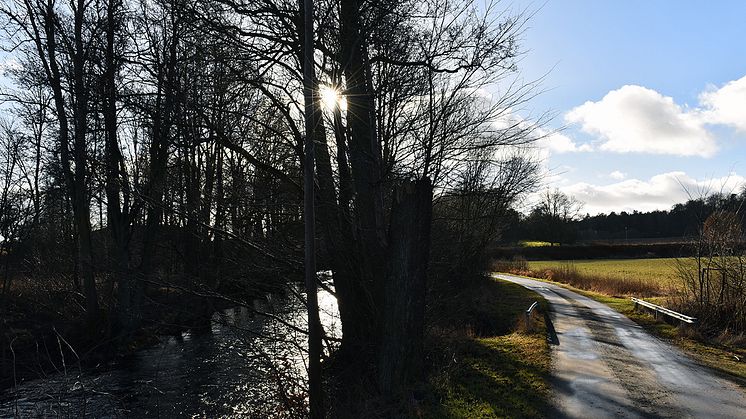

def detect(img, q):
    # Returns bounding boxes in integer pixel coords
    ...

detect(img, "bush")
[673,210,746,337]
[674,256,746,335]
[489,257,528,273]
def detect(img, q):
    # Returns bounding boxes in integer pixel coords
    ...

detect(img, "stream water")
[0,284,340,418]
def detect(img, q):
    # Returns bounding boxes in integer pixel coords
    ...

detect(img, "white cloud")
[561,171,746,215]
[541,132,593,153]
[609,170,626,180]
[700,75,746,132]
[489,109,591,154]
[566,85,716,157]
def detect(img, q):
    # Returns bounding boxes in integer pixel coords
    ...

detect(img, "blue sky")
[506,0,746,214]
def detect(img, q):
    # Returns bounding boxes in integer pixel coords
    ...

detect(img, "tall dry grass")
[492,259,664,297]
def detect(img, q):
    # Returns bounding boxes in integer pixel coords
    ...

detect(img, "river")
[0,284,340,418]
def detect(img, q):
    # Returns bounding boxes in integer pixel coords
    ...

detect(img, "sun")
[319,85,346,111]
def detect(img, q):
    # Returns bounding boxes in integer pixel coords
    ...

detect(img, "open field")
[491,257,696,297]
[527,258,693,289]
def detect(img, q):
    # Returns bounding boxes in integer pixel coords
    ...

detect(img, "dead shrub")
[512,263,663,298]
[715,330,746,348]
[489,256,528,273]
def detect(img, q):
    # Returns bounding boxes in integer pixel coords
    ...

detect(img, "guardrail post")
[525,301,538,332]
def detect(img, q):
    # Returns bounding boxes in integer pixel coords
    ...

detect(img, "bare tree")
[528,188,584,245]
[1,0,102,323]
[677,198,746,334]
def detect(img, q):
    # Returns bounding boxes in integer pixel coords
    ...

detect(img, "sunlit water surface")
[0,283,340,418]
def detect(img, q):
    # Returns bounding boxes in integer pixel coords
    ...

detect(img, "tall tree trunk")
[75,204,99,325]
[301,0,324,416]
[378,178,433,396]
[338,0,387,357]
[31,0,99,323]
[213,145,225,290]
[103,0,138,335]
[336,0,436,400]
[140,15,179,286]
[72,0,98,324]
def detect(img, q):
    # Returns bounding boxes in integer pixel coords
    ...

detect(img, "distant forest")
[504,190,746,244]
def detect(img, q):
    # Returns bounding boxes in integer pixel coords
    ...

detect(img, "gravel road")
[495,273,746,418]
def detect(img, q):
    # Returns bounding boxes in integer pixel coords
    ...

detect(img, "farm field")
[526,258,694,288]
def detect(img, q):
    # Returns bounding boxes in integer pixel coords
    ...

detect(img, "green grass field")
[527,258,693,288]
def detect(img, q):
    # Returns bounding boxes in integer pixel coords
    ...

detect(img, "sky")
[1,1,744,217]
[504,0,746,215]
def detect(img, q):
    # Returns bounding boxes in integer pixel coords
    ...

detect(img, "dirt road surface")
[495,273,746,418]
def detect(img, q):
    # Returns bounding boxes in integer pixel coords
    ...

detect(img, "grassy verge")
[505,271,746,385]
[421,277,554,418]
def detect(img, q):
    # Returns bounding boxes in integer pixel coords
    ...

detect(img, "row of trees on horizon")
[502,189,746,246]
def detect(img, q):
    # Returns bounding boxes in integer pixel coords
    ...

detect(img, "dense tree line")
[0,0,543,414]
[506,190,746,245]
[577,192,746,241]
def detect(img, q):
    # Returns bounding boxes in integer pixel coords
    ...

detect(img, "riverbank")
[420,276,555,417]
[5,273,557,417]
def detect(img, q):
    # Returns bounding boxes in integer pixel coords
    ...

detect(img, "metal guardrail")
[525,301,539,331]
[631,297,697,324]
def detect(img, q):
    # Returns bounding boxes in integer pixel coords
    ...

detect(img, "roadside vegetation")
[561,287,746,384]
[517,241,553,247]
[422,277,554,418]
[493,251,746,384]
